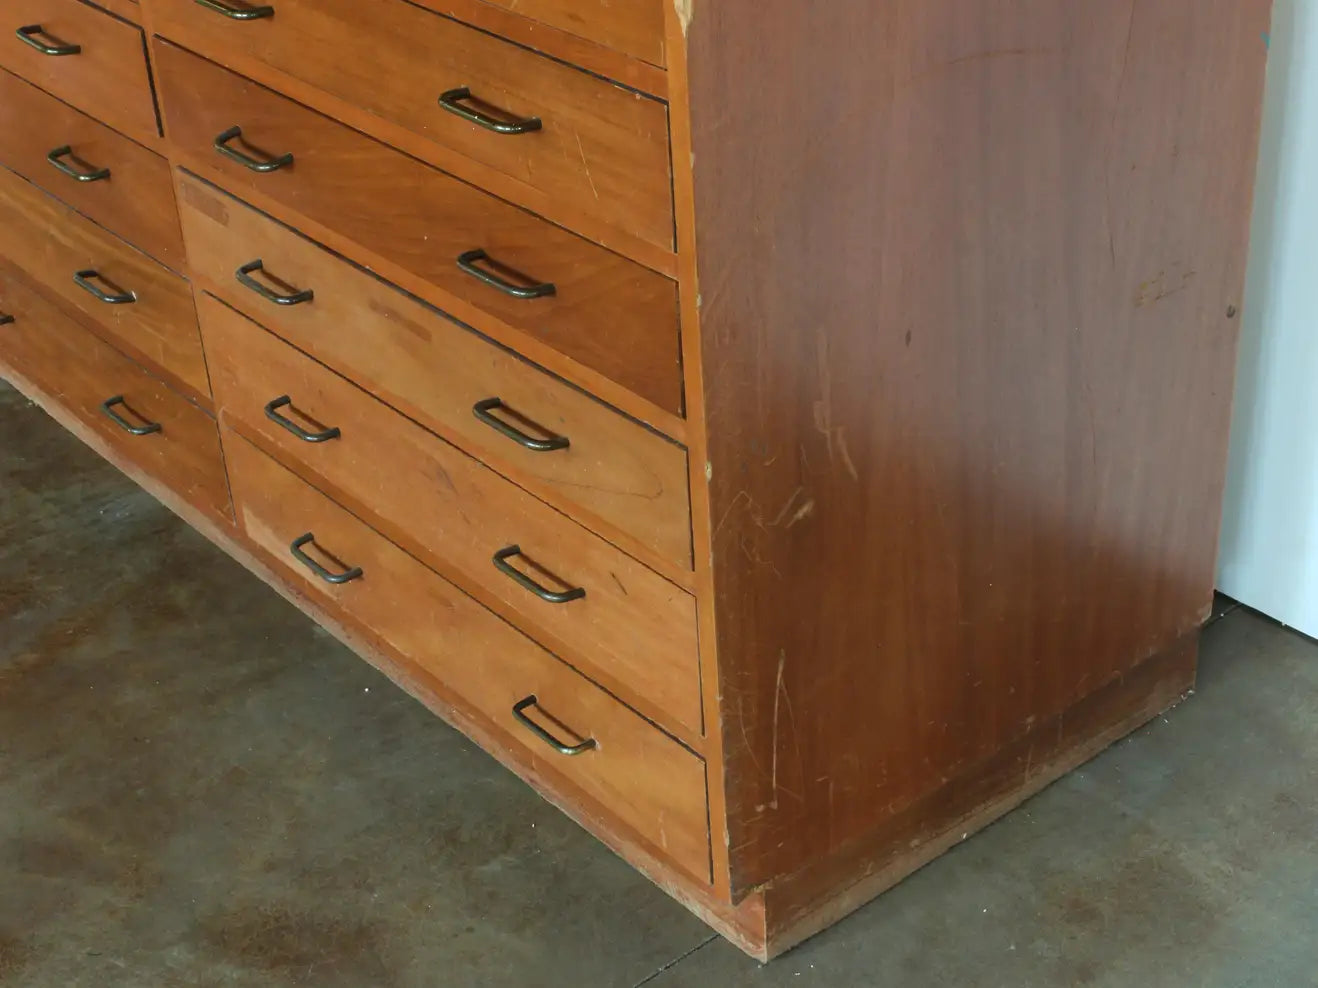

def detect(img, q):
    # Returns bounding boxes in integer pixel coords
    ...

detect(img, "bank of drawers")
[0,0,706,882]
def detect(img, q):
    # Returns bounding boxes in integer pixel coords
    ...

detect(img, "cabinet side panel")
[686,0,1271,895]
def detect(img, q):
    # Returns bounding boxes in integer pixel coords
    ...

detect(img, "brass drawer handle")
[289,532,362,585]
[456,249,556,300]
[16,25,80,55]
[47,146,110,183]
[512,695,596,756]
[472,398,569,452]
[194,0,275,19]
[101,396,161,436]
[264,395,341,443]
[438,87,542,136]
[237,259,314,305]
[74,270,136,305]
[493,545,585,604]
[214,126,293,173]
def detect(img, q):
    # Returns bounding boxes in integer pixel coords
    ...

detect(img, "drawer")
[224,431,710,882]
[199,294,703,738]
[151,0,674,250]
[152,40,683,421]
[0,264,231,524]
[0,166,207,401]
[0,0,159,146]
[177,172,692,573]
[0,67,183,268]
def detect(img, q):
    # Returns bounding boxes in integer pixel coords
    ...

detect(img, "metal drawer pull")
[214,126,293,173]
[16,25,80,55]
[289,532,362,585]
[194,0,275,19]
[47,146,111,183]
[472,397,569,453]
[101,396,161,436]
[74,270,136,305]
[493,545,585,604]
[438,87,542,135]
[237,259,314,305]
[264,395,341,443]
[512,695,596,756]
[456,249,556,300]
[0,313,13,326]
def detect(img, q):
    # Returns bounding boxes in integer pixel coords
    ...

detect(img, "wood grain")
[224,430,711,881]
[683,0,1271,897]
[0,261,229,523]
[200,294,704,742]
[0,165,207,402]
[150,0,675,250]
[175,172,694,576]
[152,40,685,420]
[0,67,184,269]
[0,0,160,147]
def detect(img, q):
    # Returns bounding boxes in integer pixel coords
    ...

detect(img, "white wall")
[1218,0,1318,636]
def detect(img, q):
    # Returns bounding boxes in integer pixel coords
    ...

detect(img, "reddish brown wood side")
[683,1,1272,896]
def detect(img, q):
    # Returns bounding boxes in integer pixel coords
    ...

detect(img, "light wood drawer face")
[0,68,183,269]
[0,265,230,524]
[0,167,207,401]
[200,295,703,739]
[152,40,683,420]
[0,0,158,146]
[225,433,710,881]
[445,0,667,68]
[176,172,693,573]
[151,0,674,250]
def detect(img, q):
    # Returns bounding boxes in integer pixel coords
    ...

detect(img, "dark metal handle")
[16,25,80,55]
[472,397,569,452]
[264,395,340,443]
[512,695,596,756]
[101,396,161,436]
[74,270,136,305]
[438,87,542,135]
[289,532,362,585]
[493,545,585,604]
[47,146,110,183]
[456,249,555,300]
[194,0,275,19]
[214,126,293,173]
[237,259,313,305]
[0,313,13,326]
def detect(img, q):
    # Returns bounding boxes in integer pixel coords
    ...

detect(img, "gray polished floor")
[2,379,1314,987]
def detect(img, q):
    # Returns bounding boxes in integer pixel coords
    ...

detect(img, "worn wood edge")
[162,157,687,440]
[141,34,678,275]
[663,0,732,897]
[748,635,1200,959]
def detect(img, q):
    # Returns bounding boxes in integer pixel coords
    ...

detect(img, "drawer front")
[0,166,207,401]
[177,172,693,572]
[0,67,183,268]
[0,0,159,146]
[0,264,230,524]
[152,0,674,250]
[200,295,703,738]
[438,0,667,68]
[152,40,683,420]
[225,432,710,882]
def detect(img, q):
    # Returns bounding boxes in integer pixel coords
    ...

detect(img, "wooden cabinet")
[0,0,1273,961]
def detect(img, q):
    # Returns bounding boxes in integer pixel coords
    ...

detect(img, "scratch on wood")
[770,651,785,810]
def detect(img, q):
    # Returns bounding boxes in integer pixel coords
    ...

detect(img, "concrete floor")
[1,378,1315,988]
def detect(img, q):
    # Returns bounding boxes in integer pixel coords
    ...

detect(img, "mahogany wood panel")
[175,173,694,576]
[0,166,207,402]
[199,295,704,742]
[150,0,675,250]
[91,0,141,24]
[0,263,230,524]
[0,67,184,269]
[0,0,159,147]
[683,0,1271,896]
[152,40,685,420]
[224,432,711,881]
